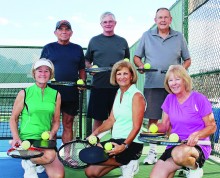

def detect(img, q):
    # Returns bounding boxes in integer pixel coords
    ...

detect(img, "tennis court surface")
[1,141,220,178]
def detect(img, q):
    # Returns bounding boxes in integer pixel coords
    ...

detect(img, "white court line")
[0,152,9,158]
[0,83,34,88]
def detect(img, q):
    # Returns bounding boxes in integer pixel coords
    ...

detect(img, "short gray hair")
[100,12,116,22]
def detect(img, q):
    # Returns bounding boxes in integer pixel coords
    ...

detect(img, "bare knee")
[85,167,96,177]
[172,146,189,165]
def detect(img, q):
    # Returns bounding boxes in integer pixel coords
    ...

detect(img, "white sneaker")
[21,160,38,178]
[119,160,139,178]
[185,167,203,178]
[143,150,157,165]
[36,165,45,173]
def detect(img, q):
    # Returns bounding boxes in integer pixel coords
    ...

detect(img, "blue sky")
[0,0,176,47]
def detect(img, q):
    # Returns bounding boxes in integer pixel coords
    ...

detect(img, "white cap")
[34,60,52,69]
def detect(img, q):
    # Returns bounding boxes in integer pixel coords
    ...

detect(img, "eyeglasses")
[101,20,115,25]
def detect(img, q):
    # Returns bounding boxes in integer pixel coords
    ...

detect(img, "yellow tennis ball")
[104,142,113,151]
[88,135,97,145]
[92,65,98,68]
[169,133,179,142]
[21,140,31,150]
[144,63,151,69]
[77,79,84,85]
[41,131,50,140]
[124,58,130,62]
[149,124,158,133]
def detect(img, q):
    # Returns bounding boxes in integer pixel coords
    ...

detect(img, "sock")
[149,143,157,153]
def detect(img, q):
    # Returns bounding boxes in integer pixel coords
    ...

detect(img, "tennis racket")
[137,69,167,73]
[33,140,57,149]
[137,68,158,72]
[85,67,112,73]
[140,132,166,137]
[79,146,108,164]
[138,136,211,146]
[48,81,93,89]
[57,130,110,169]
[7,144,44,159]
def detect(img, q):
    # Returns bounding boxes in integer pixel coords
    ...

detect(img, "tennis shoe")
[36,165,45,173]
[21,160,38,178]
[185,167,203,178]
[143,150,157,165]
[119,160,139,178]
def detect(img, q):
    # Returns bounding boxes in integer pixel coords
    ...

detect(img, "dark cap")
[55,20,72,30]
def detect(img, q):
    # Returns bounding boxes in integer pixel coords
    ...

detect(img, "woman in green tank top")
[10,59,64,178]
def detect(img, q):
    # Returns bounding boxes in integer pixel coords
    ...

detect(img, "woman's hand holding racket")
[7,140,44,159]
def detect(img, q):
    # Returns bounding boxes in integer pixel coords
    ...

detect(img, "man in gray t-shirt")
[134,8,191,165]
[85,12,130,131]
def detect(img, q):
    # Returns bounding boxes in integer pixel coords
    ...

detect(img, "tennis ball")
[169,133,179,142]
[41,131,50,140]
[92,65,98,68]
[88,135,97,145]
[149,124,158,133]
[144,63,151,69]
[21,140,31,150]
[124,58,130,62]
[104,142,113,151]
[77,79,84,85]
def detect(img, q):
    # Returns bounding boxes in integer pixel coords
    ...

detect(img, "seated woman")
[150,65,216,178]
[84,60,146,178]
[9,59,64,178]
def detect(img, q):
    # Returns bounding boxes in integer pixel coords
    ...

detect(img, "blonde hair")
[164,65,192,93]
[32,58,55,80]
[110,60,137,86]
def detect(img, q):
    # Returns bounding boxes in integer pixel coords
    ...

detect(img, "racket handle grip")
[97,130,111,139]
[197,140,211,145]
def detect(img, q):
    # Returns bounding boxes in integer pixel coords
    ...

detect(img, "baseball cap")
[55,20,72,30]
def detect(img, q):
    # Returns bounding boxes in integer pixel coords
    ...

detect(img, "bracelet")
[122,142,129,149]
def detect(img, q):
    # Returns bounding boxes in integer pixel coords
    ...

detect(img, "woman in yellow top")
[10,59,64,178]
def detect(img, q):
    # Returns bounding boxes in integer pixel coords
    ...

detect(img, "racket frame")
[138,136,211,146]
[7,146,44,159]
[57,139,90,169]
[85,67,112,73]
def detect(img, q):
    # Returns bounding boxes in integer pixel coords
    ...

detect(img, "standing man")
[40,20,86,144]
[85,12,130,132]
[134,8,191,165]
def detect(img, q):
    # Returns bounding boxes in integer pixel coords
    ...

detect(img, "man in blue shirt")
[40,20,86,145]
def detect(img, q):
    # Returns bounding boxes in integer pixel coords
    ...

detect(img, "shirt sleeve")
[40,45,49,59]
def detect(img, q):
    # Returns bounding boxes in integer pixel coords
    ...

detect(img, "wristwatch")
[122,142,129,149]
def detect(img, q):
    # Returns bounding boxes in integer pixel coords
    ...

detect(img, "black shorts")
[87,88,118,121]
[101,139,143,165]
[61,101,79,116]
[159,145,205,168]
[144,88,168,119]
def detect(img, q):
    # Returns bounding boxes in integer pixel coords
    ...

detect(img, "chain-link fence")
[187,0,220,157]
[0,46,88,139]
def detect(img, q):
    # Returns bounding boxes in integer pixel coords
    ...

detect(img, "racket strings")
[59,142,89,168]
[9,149,43,158]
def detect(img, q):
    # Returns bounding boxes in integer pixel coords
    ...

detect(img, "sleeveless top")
[19,84,58,140]
[112,84,145,143]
